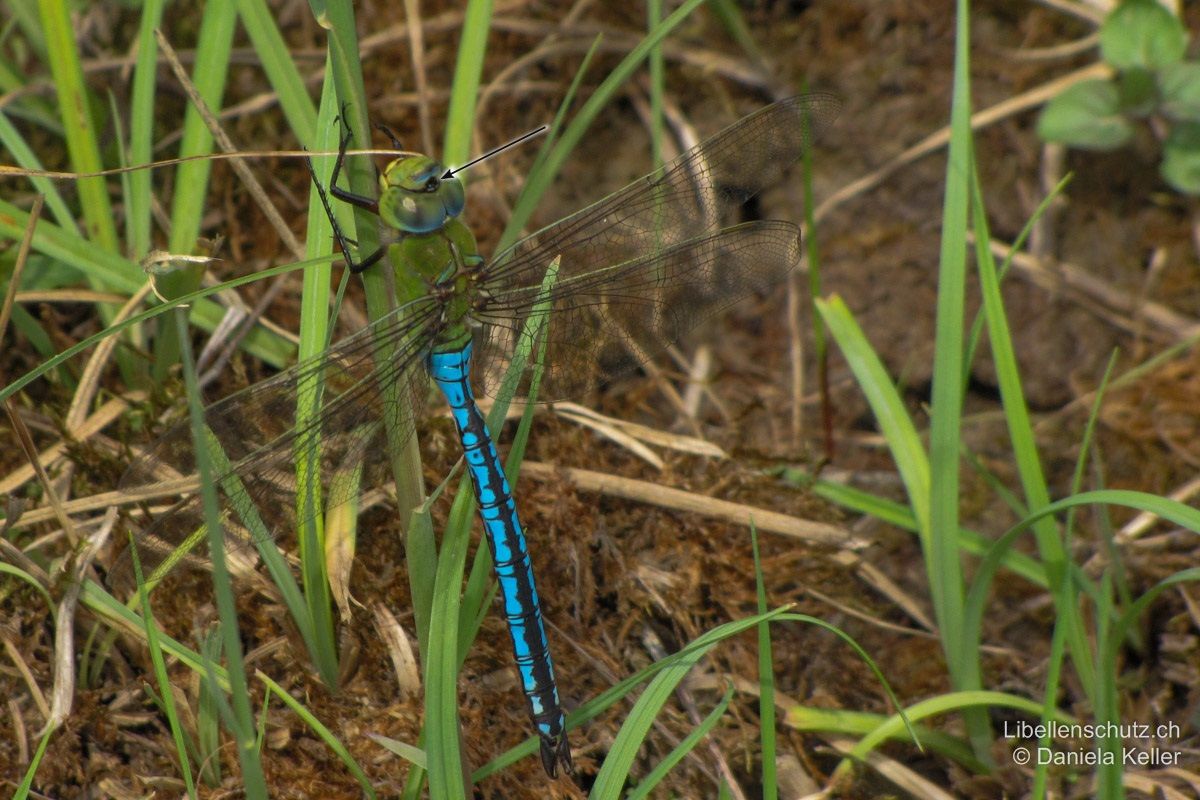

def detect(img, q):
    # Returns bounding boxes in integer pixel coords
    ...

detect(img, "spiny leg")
[376,122,403,150]
[306,109,387,274]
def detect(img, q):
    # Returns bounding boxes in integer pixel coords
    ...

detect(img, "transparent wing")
[470,93,837,399]
[472,220,801,399]
[111,299,442,589]
[483,94,836,289]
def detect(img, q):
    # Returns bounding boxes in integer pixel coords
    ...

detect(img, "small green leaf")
[1037,80,1134,150]
[1161,122,1200,193]
[1159,62,1200,121]
[1117,67,1157,116]
[1100,0,1187,71]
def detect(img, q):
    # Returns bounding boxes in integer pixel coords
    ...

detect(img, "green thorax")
[377,155,484,352]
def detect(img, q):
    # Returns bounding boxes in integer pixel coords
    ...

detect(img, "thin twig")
[813,63,1112,225]
[0,393,146,496]
[404,0,435,156]
[5,399,80,547]
[0,196,43,372]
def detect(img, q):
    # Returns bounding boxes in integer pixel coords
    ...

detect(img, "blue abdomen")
[427,343,572,776]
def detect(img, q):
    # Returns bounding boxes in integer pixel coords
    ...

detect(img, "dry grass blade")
[519,461,857,547]
[806,579,939,641]
[0,148,407,181]
[1117,474,1200,544]
[823,736,956,800]
[987,237,1200,341]
[402,0,434,156]
[1120,771,1195,800]
[4,636,48,721]
[371,602,422,697]
[7,484,193,532]
[829,551,937,632]
[42,508,117,736]
[67,282,156,430]
[552,400,725,459]
[12,289,129,304]
[5,399,79,547]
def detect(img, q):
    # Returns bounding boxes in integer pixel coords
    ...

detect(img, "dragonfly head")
[378,155,466,234]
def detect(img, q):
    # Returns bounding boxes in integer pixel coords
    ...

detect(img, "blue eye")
[391,193,447,233]
[441,176,465,218]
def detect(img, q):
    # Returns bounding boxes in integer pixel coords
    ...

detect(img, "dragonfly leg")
[306,117,390,274]
[328,121,380,215]
[375,122,403,150]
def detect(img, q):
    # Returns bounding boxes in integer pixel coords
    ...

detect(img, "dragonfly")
[116,92,839,777]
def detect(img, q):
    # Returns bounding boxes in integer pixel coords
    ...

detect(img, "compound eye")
[440,176,465,218]
[392,193,447,233]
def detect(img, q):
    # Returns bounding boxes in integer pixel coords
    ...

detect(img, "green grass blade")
[291,65,347,688]
[703,0,766,70]
[318,0,425,532]
[4,0,45,56]
[130,537,200,797]
[424,257,561,789]
[235,0,318,143]
[752,525,778,800]
[12,728,53,800]
[84,581,225,678]
[807,478,1047,587]
[36,0,118,254]
[193,426,317,657]
[960,175,1072,393]
[787,706,985,771]
[406,497,440,660]
[163,0,236,258]
[0,254,322,407]
[471,607,793,780]
[815,297,930,525]
[927,0,971,681]
[197,629,224,787]
[590,641,724,796]
[368,733,428,769]
[497,0,709,254]
[174,306,269,797]
[647,0,665,170]
[259,672,379,799]
[126,0,165,260]
[0,111,75,229]
[153,0,238,378]
[423,489,472,797]
[833,690,1074,781]
[625,682,736,800]
[969,166,1095,707]
[442,0,492,166]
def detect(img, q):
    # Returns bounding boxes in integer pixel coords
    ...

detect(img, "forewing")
[469,93,836,399]
[482,94,837,294]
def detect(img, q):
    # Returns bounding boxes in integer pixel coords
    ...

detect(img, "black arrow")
[441,125,548,179]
